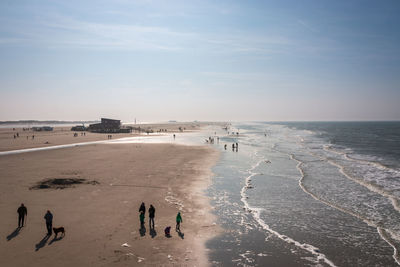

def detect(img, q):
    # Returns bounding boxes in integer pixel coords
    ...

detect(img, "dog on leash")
[53,227,65,237]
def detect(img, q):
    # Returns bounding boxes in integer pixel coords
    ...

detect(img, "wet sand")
[0,142,220,266]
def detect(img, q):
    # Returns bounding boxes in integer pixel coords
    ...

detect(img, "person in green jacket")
[176,212,182,231]
[139,211,145,228]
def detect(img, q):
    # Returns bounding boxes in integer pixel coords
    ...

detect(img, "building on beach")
[71,125,86,131]
[32,126,53,131]
[88,118,131,133]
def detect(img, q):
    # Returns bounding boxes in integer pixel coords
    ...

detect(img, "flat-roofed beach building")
[88,118,131,133]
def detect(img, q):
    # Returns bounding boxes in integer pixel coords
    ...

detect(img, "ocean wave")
[239,155,337,267]
[290,153,400,265]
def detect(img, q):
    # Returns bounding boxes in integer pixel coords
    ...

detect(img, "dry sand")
[0,127,132,152]
[0,133,221,266]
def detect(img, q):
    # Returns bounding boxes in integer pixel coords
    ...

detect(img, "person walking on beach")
[44,210,53,235]
[17,203,27,228]
[176,212,183,232]
[148,204,155,229]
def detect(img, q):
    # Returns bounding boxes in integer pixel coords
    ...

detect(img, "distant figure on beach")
[13,134,16,139]
[149,204,155,228]
[176,212,182,231]
[236,143,239,152]
[140,211,145,228]
[224,144,227,150]
[16,132,19,137]
[44,210,53,235]
[17,203,27,228]
[32,135,34,140]
[173,134,176,140]
[232,143,235,151]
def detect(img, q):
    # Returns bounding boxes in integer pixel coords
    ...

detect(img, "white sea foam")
[288,138,400,265]
[239,154,337,267]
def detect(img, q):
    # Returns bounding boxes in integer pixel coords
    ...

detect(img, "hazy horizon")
[1,0,399,122]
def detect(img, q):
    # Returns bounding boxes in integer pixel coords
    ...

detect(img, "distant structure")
[32,126,53,131]
[88,118,131,133]
[71,125,86,131]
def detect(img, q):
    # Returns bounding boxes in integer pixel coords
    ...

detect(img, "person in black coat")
[148,205,155,229]
[44,210,53,235]
[17,204,27,228]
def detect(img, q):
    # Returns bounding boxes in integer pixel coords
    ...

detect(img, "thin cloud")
[1,12,295,55]
[297,19,319,33]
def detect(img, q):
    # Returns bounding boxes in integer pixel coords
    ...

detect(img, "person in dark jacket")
[139,211,145,228]
[148,205,155,229]
[139,202,145,215]
[44,210,53,235]
[17,203,27,228]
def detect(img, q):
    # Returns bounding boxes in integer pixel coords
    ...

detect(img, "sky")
[0,0,399,122]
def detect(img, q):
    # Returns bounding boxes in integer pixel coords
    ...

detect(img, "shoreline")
[0,124,223,266]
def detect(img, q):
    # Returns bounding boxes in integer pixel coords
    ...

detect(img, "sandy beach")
[0,126,221,266]
[0,122,209,152]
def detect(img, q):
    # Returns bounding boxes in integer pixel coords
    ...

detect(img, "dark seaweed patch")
[30,178,99,190]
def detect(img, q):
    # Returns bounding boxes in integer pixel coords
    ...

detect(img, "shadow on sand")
[35,234,51,251]
[6,227,21,241]
[48,234,64,245]
[177,229,184,239]
[139,225,146,236]
[150,228,157,238]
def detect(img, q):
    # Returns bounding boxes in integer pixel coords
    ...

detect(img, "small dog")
[53,227,65,237]
[164,226,171,237]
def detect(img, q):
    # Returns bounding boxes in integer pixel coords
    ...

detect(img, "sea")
[206,121,400,267]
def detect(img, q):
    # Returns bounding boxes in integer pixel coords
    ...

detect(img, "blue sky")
[0,0,399,122]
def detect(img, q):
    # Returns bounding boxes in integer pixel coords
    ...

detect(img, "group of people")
[17,203,54,236]
[12,133,35,140]
[138,202,183,236]
[73,132,86,137]
[208,129,240,152]
[16,202,183,240]
[223,142,239,152]
[206,136,219,144]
